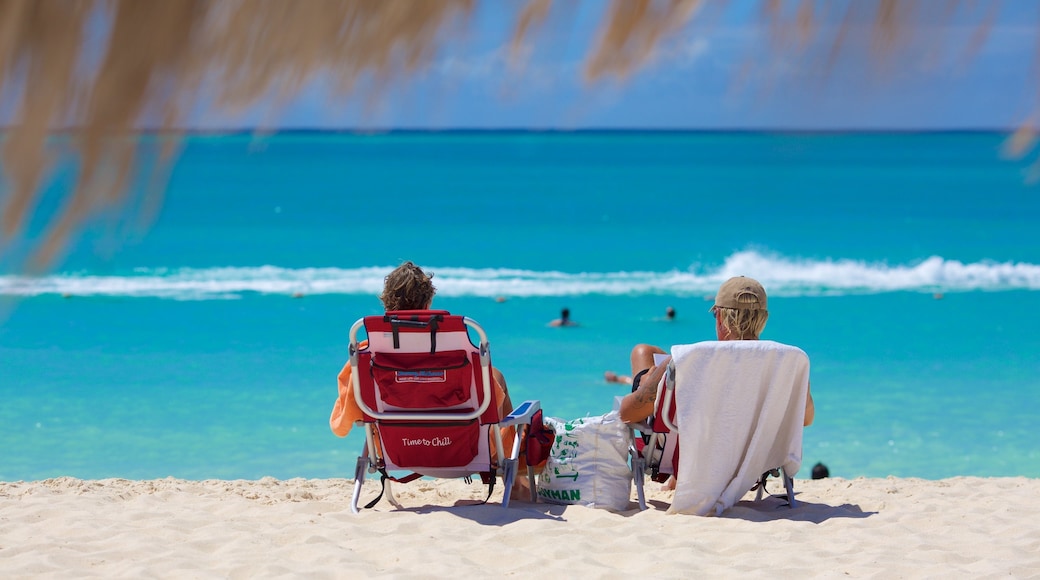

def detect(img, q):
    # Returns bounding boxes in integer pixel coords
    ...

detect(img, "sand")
[1,476,1038,578]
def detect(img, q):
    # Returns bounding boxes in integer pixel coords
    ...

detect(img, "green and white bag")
[537,410,633,511]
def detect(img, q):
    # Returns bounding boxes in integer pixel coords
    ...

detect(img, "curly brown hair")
[380,261,436,311]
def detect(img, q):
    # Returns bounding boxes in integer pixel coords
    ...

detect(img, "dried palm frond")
[0,0,1030,269]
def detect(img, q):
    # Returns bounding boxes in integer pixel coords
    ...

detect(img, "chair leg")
[632,450,647,511]
[752,468,796,509]
[350,455,368,514]
[782,467,796,509]
[504,404,545,505]
[385,480,403,510]
[500,457,518,508]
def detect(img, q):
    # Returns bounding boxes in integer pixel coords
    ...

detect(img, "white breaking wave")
[2,251,1039,300]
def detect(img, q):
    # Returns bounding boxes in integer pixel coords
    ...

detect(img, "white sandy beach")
[2,476,1038,578]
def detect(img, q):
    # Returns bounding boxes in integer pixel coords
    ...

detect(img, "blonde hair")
[380,261,436,312]
[716,305,768,340]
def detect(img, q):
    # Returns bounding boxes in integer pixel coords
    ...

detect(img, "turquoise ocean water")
[2,131,1038,482]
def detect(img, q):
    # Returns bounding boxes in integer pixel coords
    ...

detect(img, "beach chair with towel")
[347,310,546,513]
[631,340,810,515]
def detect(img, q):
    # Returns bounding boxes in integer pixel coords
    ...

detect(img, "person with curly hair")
[330,261,515,437]
[329,261,532,497]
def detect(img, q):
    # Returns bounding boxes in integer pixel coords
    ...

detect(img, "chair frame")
[346,312,540,513]
[630,359,796,511]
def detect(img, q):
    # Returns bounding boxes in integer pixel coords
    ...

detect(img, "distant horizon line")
[5,126,1020,137]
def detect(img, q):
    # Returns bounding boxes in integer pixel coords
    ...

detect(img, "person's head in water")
[665,306,676,320]
[550,307,577,327]
[710,276,768,340]
[380,261,436,311]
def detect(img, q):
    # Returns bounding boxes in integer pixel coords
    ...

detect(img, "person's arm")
[618,360,669,423]
[803,382,815,426]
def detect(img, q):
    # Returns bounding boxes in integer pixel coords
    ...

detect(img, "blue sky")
[193,1,1040,131]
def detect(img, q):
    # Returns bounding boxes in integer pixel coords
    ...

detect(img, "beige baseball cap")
[712,276,768,311]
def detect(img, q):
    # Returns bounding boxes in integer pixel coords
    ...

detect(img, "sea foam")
[3,251,1038,300]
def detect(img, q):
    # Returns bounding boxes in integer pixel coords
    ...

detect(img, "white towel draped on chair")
[667,340,810,516]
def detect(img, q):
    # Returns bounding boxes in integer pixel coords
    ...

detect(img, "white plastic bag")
[536,410,633,511]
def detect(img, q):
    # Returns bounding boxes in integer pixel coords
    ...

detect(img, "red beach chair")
[347,310,543,512]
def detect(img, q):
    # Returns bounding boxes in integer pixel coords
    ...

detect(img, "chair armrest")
[500,400,541,427]
[628,419,653,437]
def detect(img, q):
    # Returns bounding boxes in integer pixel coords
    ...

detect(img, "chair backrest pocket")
[370,350,475,411]
[378,421,480,468]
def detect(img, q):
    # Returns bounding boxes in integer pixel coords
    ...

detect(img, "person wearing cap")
[617,276,815,426]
